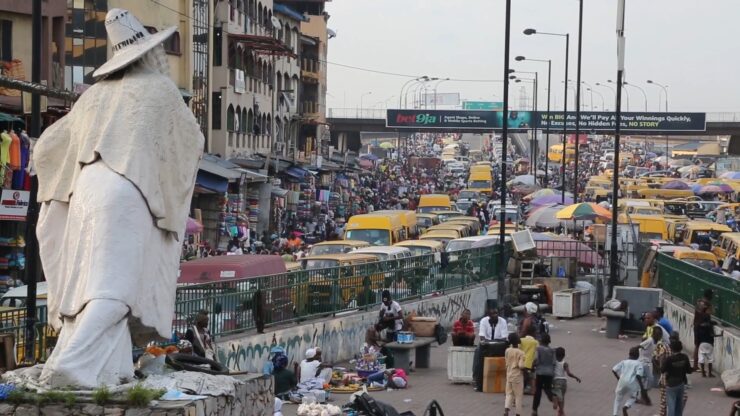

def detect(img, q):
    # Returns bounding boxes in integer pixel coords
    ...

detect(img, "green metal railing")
[174,245,508,337]
[0,245,508,360]
[656,253,740,328]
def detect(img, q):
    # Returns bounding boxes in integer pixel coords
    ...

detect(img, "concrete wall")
[663,296,740,373]
[216,283,498,373]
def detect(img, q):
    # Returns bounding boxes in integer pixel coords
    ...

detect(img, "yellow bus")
[468,167,493,195]
[374,210,419,240]
[344,214,405,246]
[548,144,575,163]
[417,194,453,213]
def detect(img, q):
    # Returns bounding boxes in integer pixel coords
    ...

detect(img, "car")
[458,190,482,201]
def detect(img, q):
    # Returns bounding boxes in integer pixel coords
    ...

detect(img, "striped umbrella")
[555,203,613,220]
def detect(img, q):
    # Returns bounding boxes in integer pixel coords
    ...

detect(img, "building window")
[214,26,223,66]
[226,105,235,132]
[212,92,222,130]
[144,26,181,55]
[0,20,12,62]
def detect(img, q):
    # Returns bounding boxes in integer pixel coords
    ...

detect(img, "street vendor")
[299,347,333,383]
[185,310,217,360]
[378,290,404,340]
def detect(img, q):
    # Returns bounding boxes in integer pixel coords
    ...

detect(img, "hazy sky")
[324,0,740,114]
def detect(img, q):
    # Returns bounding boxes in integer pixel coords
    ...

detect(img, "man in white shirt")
[299,347,332,383]
[378,290,404,339]
[479,307,509,341]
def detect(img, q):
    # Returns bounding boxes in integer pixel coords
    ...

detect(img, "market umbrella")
[661,180,690,190]
[359,153,379,161]
[655,156,669,164]
[508,174,536,186]
[645,152,657,159]
[378,142,395,149]
[555,202,613,220]
[720,171,740,180]
[185,217,203,234]
[678,165,702,174]
[525,188,556,200]
[531,194,574,206]
[358,159,374,169]
[512,183,540,195]
[526,204,565,229]
[697,185,728,195]
[533,236,604,266]
[669,159,692,167]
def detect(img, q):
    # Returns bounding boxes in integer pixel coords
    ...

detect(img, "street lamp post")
[513,73,538,174]
[574,0,584,203]
[433,78,450,109]
[588,87,604,111]
[647,80,668,111]
[581,81,595,111]
[596,82,616,109]
[516,56,552,186]
[358,91,372,117]
[624,81,647,111]
[647,80,669,158]
[399,76,428,109]
[499,0,512,303]
[607,79,630,110]
[524,28,569,204]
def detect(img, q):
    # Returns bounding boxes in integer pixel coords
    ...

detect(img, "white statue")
[32,9,204,388]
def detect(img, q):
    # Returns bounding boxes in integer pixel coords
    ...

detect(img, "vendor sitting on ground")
[299,347,333,383]
[362,324,395,369]
[272,354,297,399]
[367,368,408,389]
[452,308,476,346]
[378,290,404,341]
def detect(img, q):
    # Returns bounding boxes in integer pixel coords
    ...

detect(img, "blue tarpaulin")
[196,170,228,193]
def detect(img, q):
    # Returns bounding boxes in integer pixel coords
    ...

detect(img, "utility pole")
[573,0,583,203]
[24,0,41,363]
[610,0,626,297]
[499,0,511,303]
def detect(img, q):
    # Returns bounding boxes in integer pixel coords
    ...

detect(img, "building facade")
[0,0,67,113]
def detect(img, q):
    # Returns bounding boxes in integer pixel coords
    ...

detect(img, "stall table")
[384,337,436,372]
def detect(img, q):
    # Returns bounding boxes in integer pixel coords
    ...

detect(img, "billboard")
[387,109,531,130]
[463,101,503,110]
[536,112,706,132]
[386,110,707,132]
[423,92,460,107]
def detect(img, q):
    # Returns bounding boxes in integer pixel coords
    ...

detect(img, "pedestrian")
[552,346,581,416]
[451,308,476,346]
[612,346,648,416]
[638,325,663,397]
[643,311,670,344]
[473,307,509,392]
[377,290,404,341]
[692,289,714,370]
[695,311,719,377]
[661,340,693,416]
[656,306,673,336]
[657,332,677,416]
[532,333,556,416]
[504,333,526,416]
[521,324,539,395]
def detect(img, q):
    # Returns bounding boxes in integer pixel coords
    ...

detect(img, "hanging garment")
[0,131,11,167]
[12,139,28,190]
[8,131,20,169]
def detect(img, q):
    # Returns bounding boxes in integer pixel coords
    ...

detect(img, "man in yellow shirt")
[520,325,539,395]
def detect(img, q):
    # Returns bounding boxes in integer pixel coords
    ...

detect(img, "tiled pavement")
[283,315,737,416]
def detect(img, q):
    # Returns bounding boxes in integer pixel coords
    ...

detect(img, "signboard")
[234,69,245,94]
[0,190,30,221]
[387,109,534,130]
[386,110,707,132]
[423,92,460,107]
[463,101,503,110]
[536,112,706,132]
[387,109,499,130]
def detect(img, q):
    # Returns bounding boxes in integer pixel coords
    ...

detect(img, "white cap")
[305,348,317,359]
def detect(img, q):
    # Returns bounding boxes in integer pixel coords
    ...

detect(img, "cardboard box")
[410,316,437,337]
[482,356,506,393]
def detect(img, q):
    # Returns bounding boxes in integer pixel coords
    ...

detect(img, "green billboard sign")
[462,101,503,110]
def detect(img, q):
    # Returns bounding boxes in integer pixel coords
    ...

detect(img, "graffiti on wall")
[217,284,496,372]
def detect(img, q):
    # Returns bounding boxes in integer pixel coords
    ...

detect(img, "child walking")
[612,346,647,416]
[552,347,581,416]
[532,333,556,416]
[504,333,526,416]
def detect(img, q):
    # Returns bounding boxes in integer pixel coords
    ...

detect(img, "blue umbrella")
[531,194,574,206]
[720,171,740,180]
[661,180,690,190]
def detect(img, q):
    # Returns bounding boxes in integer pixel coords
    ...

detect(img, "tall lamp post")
[498,0,512,303]
[513,73,538,175]
[596,82,616,109]
[581,81,595,111]
[358,91,372,117]
[624,81,647,111]
[399,76,429,108]
[647,80,668,111]
[516,56,552,186]
[524,28,569,204]
[607,79,629,110]
[573,0,583,204]
[647,80,669,158]
[589,87,605,110]
[433,78,450,109]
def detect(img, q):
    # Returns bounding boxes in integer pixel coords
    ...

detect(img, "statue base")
[1,366,274,416]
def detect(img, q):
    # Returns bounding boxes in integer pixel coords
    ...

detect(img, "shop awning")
[285,166,310,179]
[271,187,289,197]
[228,33,296,58]
[195,170,229,193]
[242,169,269,182]
[199,156,243,182]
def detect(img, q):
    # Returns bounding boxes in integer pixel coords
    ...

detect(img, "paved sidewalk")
[283,315,737,416]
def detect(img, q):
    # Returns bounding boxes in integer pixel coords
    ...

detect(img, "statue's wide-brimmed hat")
[93,8,176,78]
